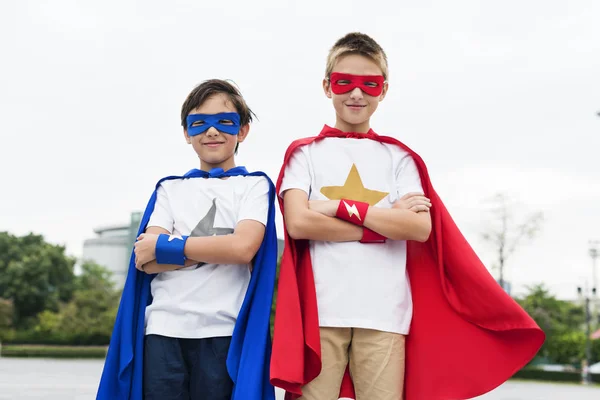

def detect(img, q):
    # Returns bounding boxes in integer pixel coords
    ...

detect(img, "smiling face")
[323,53,388,133]
[183,92,249,171]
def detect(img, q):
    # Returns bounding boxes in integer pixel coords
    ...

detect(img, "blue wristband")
[155,234,189,265]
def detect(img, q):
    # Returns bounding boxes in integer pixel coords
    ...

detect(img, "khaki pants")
[299,327,406,400]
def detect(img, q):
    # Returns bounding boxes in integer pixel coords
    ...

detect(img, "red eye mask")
[329,72,385,97]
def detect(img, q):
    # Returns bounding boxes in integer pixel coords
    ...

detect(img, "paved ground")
[0,357,599,399]
[472,380,599,400]
[0,358,101,400]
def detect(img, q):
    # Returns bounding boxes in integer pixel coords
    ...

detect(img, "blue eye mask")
[186,112,241,136]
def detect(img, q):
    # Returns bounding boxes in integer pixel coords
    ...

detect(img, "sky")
[1,0,599,300]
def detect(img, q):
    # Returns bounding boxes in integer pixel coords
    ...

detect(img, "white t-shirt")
[279,137,424,334]
[144,174,270,339]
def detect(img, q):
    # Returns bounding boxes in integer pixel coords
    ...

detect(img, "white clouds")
[431,162,600,299]
[435,163,600,210]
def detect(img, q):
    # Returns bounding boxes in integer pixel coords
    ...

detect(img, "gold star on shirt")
[320,164,389,206]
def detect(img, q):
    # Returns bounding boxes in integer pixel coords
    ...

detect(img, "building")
[81,212,142,288]
[82,212,284,289]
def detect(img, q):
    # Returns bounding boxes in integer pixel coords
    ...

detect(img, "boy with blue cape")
[97,79,278,400]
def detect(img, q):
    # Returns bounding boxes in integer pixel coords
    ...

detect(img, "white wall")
[82,237,130,289]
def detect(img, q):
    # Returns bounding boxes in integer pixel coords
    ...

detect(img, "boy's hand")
[393,192,432,213]
[308,200,340,217]
[134,233,159,270]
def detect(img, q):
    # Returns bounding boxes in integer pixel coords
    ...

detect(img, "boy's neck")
[334,117,371,134]
[200,158,236,173]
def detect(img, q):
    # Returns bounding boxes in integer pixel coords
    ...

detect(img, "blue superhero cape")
[97,167,277,400]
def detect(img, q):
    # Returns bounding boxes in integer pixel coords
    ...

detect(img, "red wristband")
[336,199,369,226]
[360,228,387,243]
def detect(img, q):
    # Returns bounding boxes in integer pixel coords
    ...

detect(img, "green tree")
[518,285,584,329]
[0,298,14,340]
[75,261,117,293]
[545,331,586,364]
[0,232,75,327]
[517,284,590,364]
[34,261,120,344]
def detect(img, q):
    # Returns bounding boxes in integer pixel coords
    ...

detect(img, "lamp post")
[590,240,599,325]
[579,113,599,383]
[577,284,593,384]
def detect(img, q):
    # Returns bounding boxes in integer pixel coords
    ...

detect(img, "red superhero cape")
[270,125,545,400]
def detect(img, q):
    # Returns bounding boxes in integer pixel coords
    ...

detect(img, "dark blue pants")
[143,334,233,400]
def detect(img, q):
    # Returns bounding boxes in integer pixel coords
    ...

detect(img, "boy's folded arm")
[183,219,266,265]
[363,207,431,242]
[283,189,362,242]
[141,226,199,274]
[142,258,199,274]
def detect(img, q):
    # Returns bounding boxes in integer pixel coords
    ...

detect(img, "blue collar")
[184,166,248,179]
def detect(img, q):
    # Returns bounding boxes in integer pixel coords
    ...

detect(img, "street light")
[579,240,600,384]
[581,114,600,383]
[577,284,593,384]
[590,240,599,325]
[590,240,599,294]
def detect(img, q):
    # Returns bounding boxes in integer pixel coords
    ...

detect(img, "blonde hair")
[325,32,389,79]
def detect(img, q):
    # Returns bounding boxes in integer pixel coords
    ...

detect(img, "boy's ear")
[236,124,250,143]
[183,129,192,144]
[379,81,389,102]
[322,78,332,99]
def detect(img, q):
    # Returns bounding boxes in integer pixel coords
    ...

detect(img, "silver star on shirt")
[190,198,234,268]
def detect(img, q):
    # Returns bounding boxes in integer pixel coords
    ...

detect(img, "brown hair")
[325,32,389,79]
[180,79,255,128]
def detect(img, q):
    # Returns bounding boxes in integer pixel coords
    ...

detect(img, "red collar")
[318,125,379,140]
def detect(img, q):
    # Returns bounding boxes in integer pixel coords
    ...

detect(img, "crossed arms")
[133,221,266,274]
[283,189,432,243]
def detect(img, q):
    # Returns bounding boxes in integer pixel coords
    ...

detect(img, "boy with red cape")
[270,33,545,400]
